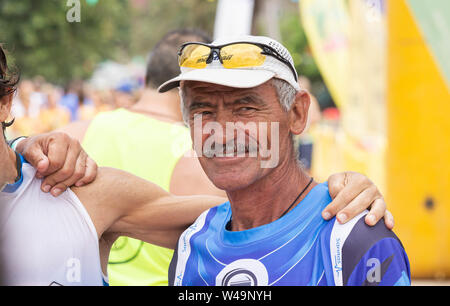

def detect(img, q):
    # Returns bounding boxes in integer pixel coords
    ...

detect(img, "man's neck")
[129,88,182,122]
[227,157,316,232]
[0,140,19,186]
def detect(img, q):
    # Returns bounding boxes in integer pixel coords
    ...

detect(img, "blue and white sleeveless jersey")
[169,183,410,286]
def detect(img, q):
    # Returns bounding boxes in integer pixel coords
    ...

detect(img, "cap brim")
[158,69,275,93]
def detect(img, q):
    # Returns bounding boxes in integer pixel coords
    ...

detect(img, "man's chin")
[204,160,260,192]
[211,179,251,193]
[201,155,260,177]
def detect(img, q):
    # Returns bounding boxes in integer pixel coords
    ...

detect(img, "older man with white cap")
[161,36,410,286]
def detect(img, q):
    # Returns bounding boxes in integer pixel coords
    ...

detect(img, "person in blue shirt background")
[59,80,94,121]
[162,35,410,286]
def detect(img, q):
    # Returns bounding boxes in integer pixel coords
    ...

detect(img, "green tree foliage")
[0,0,130,85]
[279,11,321,84]
[128,0,217,57]
[0,0,327,102]
[279,10,333,108]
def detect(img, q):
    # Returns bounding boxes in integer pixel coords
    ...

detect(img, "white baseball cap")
[158,35,301,93]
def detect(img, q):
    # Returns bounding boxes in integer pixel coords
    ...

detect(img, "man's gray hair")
[271,78,298,112]
[179,78,298,124]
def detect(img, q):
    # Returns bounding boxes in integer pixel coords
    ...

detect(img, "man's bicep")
[100,167,227,245]
[112,192,226,239]
[98,168,171,232]
[78,167,227,248]
[73,167,169,237]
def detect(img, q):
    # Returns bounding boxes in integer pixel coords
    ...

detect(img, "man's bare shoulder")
[57,120,91,142]
[170,151,226,197]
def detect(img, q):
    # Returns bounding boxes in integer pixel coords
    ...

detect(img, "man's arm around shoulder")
[72,167,227,249]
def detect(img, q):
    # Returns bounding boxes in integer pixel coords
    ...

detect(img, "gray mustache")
[203,138,259,158]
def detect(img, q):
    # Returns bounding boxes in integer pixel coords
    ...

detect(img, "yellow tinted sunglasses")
[178,42,298,81]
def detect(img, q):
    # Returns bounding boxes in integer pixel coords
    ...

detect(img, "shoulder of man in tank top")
[57,120,91,143]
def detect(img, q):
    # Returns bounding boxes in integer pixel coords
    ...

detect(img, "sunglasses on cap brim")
[178,42,298,82]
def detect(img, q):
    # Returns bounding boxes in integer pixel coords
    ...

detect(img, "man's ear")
[289,90,311,135]
[0,93,13,122]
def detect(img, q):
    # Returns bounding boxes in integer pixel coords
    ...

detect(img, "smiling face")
[181,80,310,192]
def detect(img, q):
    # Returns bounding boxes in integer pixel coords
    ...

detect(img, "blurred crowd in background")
[7,73,143,138]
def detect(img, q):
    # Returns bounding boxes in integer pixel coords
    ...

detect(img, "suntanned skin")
[183,80,313,231]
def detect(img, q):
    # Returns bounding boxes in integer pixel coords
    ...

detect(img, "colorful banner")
[407,0,450,89]
[387,0,450,278]
[345,0,386,139]
[299,0,350,109]
[302,0,387,192]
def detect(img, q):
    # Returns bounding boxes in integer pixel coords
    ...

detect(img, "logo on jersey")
[334,238,342,277]
[216,259,269,286]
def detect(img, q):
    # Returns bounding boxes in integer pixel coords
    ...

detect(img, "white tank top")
[0,157,106,286]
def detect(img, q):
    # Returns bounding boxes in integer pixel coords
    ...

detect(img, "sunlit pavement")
[412,279,450,286]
